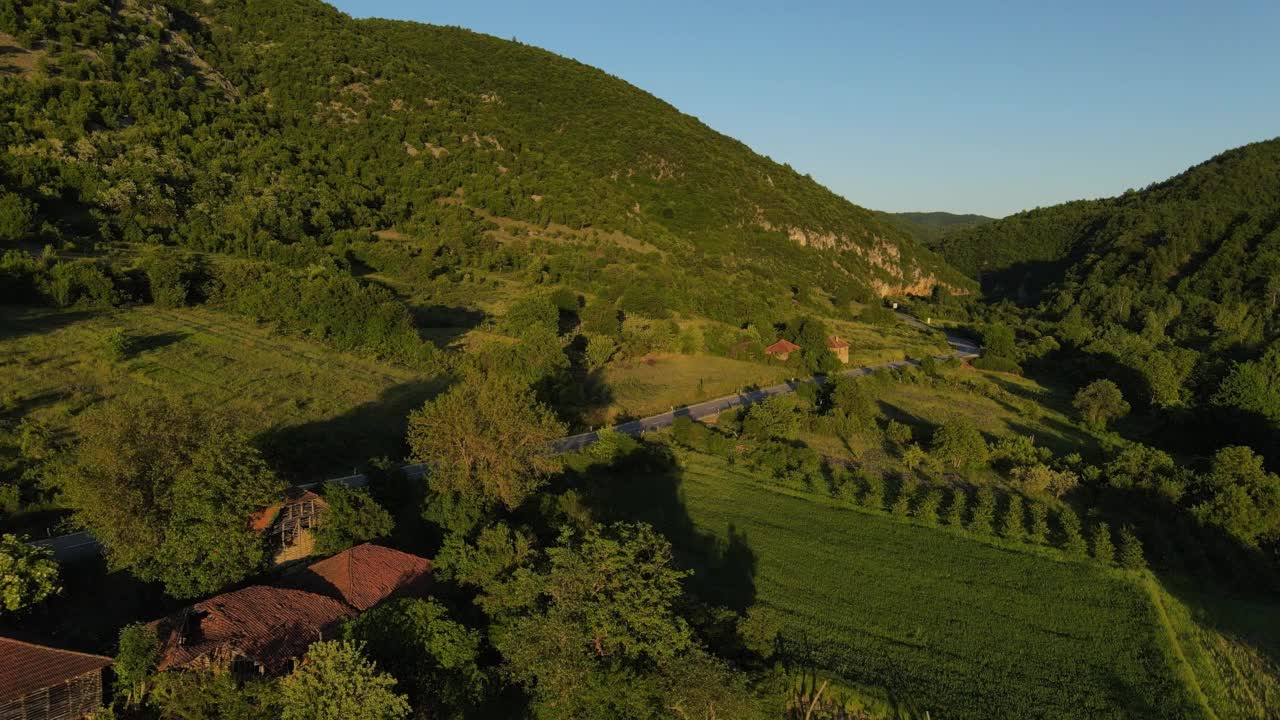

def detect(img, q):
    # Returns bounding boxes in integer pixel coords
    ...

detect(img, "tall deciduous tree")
[479,523,761,719]
[343,598,486,718]
[1073,379,1131,429]
[1192,445,1280,546]
[57,395,283,598]
[313,482,395,556]
[1213,345,1280,427]
[408,375,565,511]
[931,419,989,471]
[280,641,410,720]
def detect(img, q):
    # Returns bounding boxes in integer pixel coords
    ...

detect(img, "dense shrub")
[971,356,1022,375]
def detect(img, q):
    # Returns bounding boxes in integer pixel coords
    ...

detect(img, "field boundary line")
[1141,577,1221,720]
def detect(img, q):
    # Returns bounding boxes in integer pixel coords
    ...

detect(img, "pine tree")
[968,486,995,535]
[1117,525,1147,570]
[1057,508,1088,557]
[1090,522,1115,565]
[938,489,962,526]
[1027,501,1050,543]
[860,473,884,511]
[998,495,1024,541]
[916,488,941,526]
[890,478,916,517]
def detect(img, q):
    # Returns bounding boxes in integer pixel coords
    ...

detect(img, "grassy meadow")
[0,305,438,483]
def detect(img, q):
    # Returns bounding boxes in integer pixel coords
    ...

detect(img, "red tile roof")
[0,637,111,703]
[153,585,356,674]
[827,336,850,349]
[279,544,432,611]
[764,338,801,355]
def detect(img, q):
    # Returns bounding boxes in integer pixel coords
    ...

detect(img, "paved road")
[32,314,976,562]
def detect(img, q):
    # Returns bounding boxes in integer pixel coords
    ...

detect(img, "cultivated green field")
[654,451,1219,720]
[0,306,437,480]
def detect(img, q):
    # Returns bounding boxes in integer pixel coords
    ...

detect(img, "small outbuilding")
[764,338,801,362]
[0,637,112,720]
[249,488,328,566]
[827,336,850,364]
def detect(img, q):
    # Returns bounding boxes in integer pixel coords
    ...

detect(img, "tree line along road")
[32,317,979,562]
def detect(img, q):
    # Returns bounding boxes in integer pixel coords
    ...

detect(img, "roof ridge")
[0,635,112,662]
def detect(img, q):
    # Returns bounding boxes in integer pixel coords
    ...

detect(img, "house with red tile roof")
[151,544,431,676]
[826,336,850,364]
[763,338,801,361]
[0,637,111,720]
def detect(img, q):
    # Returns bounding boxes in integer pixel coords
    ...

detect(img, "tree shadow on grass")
[412,305,487,349]
[255,378,448,483]
[129,331,188,354]
[562,441,758,613]
[0,307,96,342]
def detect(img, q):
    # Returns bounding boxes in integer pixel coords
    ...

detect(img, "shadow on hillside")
[566,441,758,614]
[256,378,448,483]
[978,259,1071,303]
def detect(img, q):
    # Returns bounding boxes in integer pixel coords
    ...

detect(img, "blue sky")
[330,0,1279,217]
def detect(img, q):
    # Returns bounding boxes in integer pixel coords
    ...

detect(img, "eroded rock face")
[750,208,968,298]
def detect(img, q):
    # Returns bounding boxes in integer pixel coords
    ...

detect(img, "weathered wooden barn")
[249,488,328,566]
[0,637,111,720]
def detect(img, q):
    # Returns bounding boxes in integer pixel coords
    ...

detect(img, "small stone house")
[0,637,112,720]
[764,338,801,362]
[827,336,850,364]
[249,488,328,566]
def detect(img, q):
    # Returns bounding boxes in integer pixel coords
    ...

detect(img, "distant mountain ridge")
[877,211,996,247]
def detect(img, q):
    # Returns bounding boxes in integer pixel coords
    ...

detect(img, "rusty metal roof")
[0,637,111,703]
[152,544,431,674]
[153,585,355,674]
[279,543,432,611]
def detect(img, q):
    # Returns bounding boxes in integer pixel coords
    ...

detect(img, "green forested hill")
[876,211,995,247]
[0,0,972,326]
[941,139,1280,467]
[936,139,1280,307]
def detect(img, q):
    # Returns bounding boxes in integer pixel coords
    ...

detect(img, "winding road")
[32,315,978,562]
